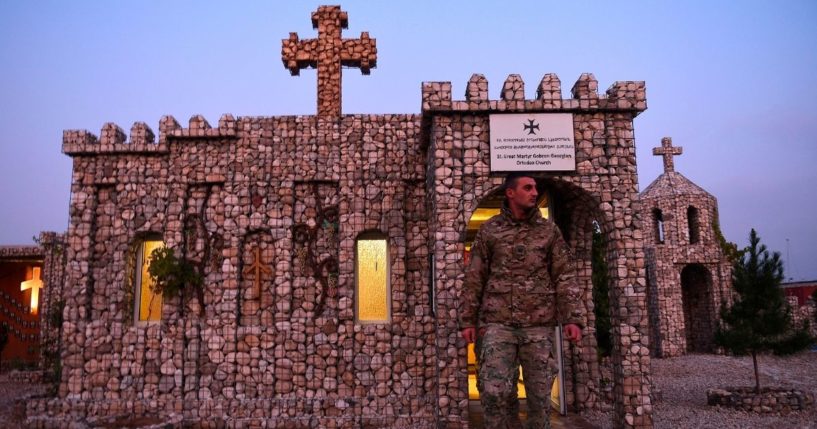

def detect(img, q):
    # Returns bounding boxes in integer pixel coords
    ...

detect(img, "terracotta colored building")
[0,232,65,369]
[0,245,42,366]
[781,280,817,306]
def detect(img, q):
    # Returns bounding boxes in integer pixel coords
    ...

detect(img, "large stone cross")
[653,137,683,173]
[282,5,377,118]
[20,266,43,315]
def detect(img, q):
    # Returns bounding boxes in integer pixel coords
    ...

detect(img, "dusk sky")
[1,1,815,280]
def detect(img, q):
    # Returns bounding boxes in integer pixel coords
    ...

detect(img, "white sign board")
[489,113,576,171]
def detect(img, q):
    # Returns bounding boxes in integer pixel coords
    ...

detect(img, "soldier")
[460,172,585,429]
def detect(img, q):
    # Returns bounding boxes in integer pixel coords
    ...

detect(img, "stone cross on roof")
[653,136,683,173]
[282,5,377,118]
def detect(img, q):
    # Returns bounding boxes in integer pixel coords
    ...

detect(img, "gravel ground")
[583,351,817,428]
[0,372,48,426]
[2,353,815,428]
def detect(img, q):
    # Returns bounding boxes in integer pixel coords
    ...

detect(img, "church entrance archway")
[462,182,561,407]
[463,182,566,422]
[461,177,613,424]
[680,264,715,353]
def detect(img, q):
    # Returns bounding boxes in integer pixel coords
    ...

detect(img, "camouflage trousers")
[478,323,556,429]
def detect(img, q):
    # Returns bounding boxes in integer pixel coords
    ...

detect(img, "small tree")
[715,229,813,392]
[148,247,205,315]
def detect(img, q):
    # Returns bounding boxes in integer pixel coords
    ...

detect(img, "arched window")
[134,237,165,322]
[687,206,700,244]
[652,208,665,244]
[355,231,390,323]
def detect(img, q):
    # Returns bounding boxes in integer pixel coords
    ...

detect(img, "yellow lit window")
[356,234,390,323]
[135,240,164,322]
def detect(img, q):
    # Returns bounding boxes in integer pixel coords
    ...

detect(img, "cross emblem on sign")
[20,266,43,315]
[243,246,272,299]
[282,5,377,118]
[523,119,540,135]
[652,137,683,173]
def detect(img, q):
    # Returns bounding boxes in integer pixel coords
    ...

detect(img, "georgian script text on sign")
[489,113,576,171]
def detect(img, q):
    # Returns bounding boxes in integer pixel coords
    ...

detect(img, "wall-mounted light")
[20,266,43,315]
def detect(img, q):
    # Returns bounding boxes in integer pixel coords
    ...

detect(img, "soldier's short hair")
[502,172,535,192]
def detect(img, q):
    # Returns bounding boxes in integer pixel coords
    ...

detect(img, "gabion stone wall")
[640,138,732,357]
[29,114,447,428]
[787,296,817,338]
[423,72,653,428]
[36,231,67,371]
[25,81,657,429]
[707,387,814,413]
[27,6,654,428]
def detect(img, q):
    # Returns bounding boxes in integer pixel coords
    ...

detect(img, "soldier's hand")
[563,324,582,343]
[461,327,476,344]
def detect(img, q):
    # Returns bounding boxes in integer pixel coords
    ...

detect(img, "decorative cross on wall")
[282,5,377,118]
[653,137,683,173]
[243,246,272,299]
[20,266,43,315]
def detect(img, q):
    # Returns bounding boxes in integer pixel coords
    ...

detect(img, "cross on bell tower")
[653,136,683,173]
[282,6,377,118]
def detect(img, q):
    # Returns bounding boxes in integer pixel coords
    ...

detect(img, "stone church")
[23,5,670,428]
[641,137,732,357]
[640,138,733,358]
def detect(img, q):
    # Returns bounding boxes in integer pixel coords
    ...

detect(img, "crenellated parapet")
[571,73,599,100]
[605,81,648,110]
[421,81,452,111]
[465,74,488,102]
[537,73,562,108]
[100,123,127,145]
[422,72,646,114]
[63,114,238,156]
[130,122,155,145]
[501,74,525,102]
[165,114,237,139]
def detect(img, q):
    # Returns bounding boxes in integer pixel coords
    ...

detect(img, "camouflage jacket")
[459,203,585,328]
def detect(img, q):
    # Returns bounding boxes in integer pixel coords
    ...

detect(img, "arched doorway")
[680,264,715,353]
[448,174,639,427]
[463,180,568,422]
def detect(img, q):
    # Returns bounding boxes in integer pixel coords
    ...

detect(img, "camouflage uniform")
[475,334,521,426]
[461,203,584,429]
